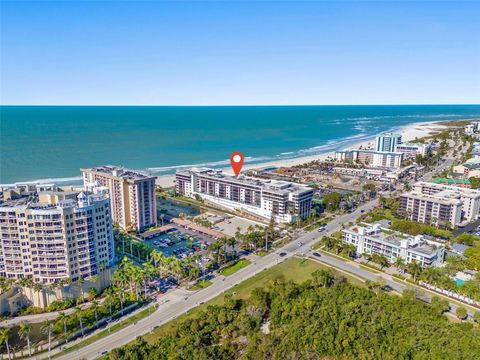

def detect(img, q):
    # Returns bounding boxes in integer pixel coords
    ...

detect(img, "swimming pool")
[455,279,465,286]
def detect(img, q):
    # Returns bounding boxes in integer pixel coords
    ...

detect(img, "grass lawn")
[56,306,154,357]
[144,257,363,343]
[220,259,252,276]
[189,279,212,290]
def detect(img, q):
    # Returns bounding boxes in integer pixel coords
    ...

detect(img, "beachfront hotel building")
[335,131,432,169]
[81,165,157,232]
[399,181,480,227]
[335,149,403,169]
[176,168,313,223]
[395,142,431,159]
[0,186,115,284]
[375,132,402,152]
[342,222,445,267]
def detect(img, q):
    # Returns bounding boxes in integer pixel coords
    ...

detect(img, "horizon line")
[1,103,480,107]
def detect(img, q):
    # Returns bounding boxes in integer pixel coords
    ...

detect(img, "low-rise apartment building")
[399,181,480,227]
[453,158,480,179]
[81,165,157,232]
[342,222,445,267]
[176,168,313,223]
[0,186,115,284]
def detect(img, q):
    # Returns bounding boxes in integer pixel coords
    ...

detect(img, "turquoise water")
[1,105,480,184]
[455,279,465,286]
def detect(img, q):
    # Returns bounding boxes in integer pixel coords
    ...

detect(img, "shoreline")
[0,118,463,189]
[154,119,450,187]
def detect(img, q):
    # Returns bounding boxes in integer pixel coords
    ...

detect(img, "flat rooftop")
[345,223,440,256]
[178,167,312,195]
[402,190,464,205]
[82,165,155,181]
[0,188,106,210]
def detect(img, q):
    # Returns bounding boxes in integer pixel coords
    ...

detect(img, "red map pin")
[230,152,244,176]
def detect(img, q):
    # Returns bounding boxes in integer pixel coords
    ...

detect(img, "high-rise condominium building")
[81,166,157,232]
[176,168,313,223]
[399,181,480,227]
[375,132,402,152]
[0,186,114,284]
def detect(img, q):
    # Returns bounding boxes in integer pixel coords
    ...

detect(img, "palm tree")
[41,319,54,358]
[33,282,43,307]
[170,258,183,285]
[189,266,200,286]
[420,267,438,284]
[0,328,11,360]
[341,244,356,258]
[0,277,11,293]
[156,252,166,278]
[19,322,32,357]
[151,250,161,271]
[207,242,222,266]
[159,213,165,227]
[77,278,85,302]
[58,311,68,339]
[118,289,126,315]
[103,288,114,318]
[75,306,84,336]
[18,277,31,296]
[234,226,242,242]
[227,237,237,259]
[394,257,405,271]
[407,260,422,282]
[219,236,230,264]
[320,236,336,251]
[87,287,97,301]
[91,300,99,327]
[49,282,59,301]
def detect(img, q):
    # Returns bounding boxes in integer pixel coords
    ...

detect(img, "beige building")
[0,186,114,285]
[399,181,480,227]
[81,165,157,232]
[453,158,480,179]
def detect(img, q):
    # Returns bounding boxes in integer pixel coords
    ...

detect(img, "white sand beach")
[155,120,449,188]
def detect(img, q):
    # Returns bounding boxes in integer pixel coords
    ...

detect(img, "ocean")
[1,105,480,185]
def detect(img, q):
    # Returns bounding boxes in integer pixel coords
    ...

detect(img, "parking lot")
[144,228,211,258]
[205,213,266,237]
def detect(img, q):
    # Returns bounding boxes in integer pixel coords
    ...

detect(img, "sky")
[1,1,479,105]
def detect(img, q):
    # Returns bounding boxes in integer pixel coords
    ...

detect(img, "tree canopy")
[106,277,480,360]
